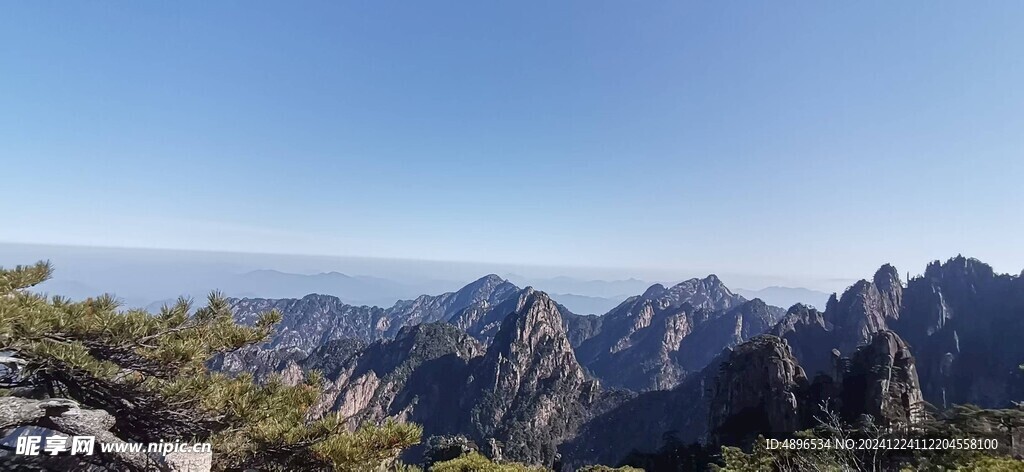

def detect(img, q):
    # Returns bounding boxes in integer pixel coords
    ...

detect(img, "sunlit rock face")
[461,289,599,467]
[575,275,783,391]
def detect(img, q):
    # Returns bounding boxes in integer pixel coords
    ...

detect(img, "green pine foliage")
[957,456,1024,471]
[619,432,720,471]
[574,466,645,472]
[0,261,421,471]
[429,452,546,472]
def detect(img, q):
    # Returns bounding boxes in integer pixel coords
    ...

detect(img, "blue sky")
[3,1,1023,282]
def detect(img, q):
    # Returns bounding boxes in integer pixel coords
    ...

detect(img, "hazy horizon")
[1,241,857,288]
[0,241,860,287]
[6,241,1020,318]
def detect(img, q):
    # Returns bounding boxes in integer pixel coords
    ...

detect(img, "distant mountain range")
[502,274,653,299]
[733,286,831,310]
[7,242,830,316]
[216,255,1024,468]
[226,273,788,392]
[33,267,827,319]
[509,275,831,313]
[221,272,794,465]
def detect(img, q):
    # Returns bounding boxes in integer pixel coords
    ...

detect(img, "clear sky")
[3,1,1023,282]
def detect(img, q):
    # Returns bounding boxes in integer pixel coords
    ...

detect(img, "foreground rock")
[708,335,808,447]
[709,331,924,448]
[836,330,923,425]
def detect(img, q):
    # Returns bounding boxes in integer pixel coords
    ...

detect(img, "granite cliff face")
[462,289,599,467]
[837,330,923,425]
[304,323,483,434]
[771,264,915,374]
[894,256,1024,407]
[209,344,308,382]
[708,335,808,447]
[574,275,782,391]
[675,299,784,373]
[775,256,1024,408]
[770,303,834,376]
[268,288,600,467]
[824,264,904,355]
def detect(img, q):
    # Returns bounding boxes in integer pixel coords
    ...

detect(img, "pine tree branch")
[136,323,200,348]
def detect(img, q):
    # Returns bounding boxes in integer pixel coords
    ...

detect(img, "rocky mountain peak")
[486,290,580,373]
[641,283,667,298]
[873,263,904,319]
[575,274,771,391]
[709,335,808,446]
[770,303,834,376]
[743,297,768,311]
[477,273,506,284]
[785,302,825,320]
[666,274,741,309]
[825,292,839,313]
[873,263,901,289]
[465,289,595,466]
[924,255,995,282]
[824,270,903,355]
[774,304,829,337]
[771,266,908,377]
[231,295,387,351]
[893,255,1024,407]
[769,256,1024,410]
[515,285,538,304]
[662,275,742,311]
[839,330,923,425]
[462,274,512,295]
[446,274,519,311]
[444,286,539,344]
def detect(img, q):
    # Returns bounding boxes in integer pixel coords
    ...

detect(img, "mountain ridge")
[217,255,1024,468]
